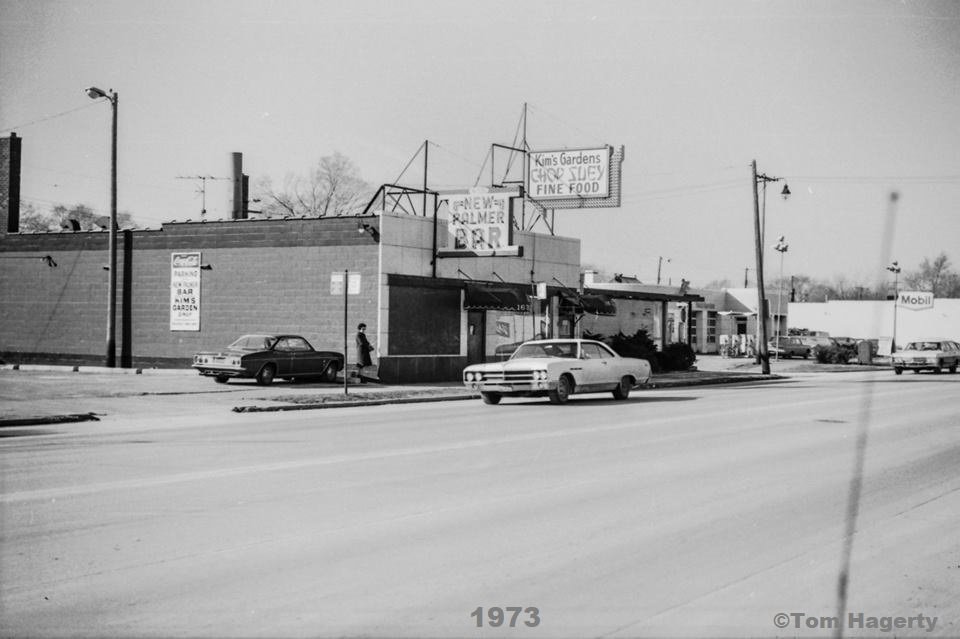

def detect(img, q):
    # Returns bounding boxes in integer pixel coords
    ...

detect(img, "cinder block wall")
[0,218,379,367]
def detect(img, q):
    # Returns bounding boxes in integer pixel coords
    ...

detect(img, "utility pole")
[752,160,771,374]
[657,256,670,285]
[751,161,790,375]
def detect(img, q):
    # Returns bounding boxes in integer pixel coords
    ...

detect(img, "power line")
[0,102,102,134]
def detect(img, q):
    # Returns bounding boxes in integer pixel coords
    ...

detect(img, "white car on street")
[463,339,652,405]
[892,339,960,375]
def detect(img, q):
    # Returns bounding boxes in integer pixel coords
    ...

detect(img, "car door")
[284,336,319,376]
[579,342,613,389]
[270,337,294,376]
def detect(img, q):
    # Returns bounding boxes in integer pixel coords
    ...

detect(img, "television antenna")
[176,175,231,218]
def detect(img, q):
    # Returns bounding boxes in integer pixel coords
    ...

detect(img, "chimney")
[231,152,245,219]
[2,133,22,234]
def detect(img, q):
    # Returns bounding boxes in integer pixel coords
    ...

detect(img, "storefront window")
[707,311,718,344]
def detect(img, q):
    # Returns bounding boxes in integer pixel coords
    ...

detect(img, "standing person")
[355,322,373,382]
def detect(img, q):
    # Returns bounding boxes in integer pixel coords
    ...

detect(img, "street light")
[773,236,789,361]
[751,160,790,374]
[887,260,901,351]
[85,86,118,367]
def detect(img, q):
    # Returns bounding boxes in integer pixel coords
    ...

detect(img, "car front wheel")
[481,392,502,405]
[549,375,572,404]
[214,375,229,384]
[256,364,276,386]
[894,367,903,375]
[612,376,632,400]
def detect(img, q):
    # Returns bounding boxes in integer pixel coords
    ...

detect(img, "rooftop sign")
[438,187,521,257]
[527,147,610,200]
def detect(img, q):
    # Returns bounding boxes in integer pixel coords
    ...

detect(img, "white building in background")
[790,298,960,343]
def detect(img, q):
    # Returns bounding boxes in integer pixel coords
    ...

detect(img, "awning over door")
[463,283,530,312]
[559,291,617,316]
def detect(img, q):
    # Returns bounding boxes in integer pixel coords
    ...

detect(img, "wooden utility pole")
[752,160,771,374]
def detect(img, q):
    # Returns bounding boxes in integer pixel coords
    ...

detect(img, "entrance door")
[467,311,486,365]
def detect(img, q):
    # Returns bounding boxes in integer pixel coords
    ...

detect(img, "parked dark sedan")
[193,334,343,385]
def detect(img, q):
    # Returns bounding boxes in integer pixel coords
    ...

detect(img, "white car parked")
[463,339,652,405]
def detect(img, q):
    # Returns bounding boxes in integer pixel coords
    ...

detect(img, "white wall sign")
[442,187,517,252]
[898,290,934,310]
[331,271,361,295]
[170,252,201,331]
[527,147,610,199]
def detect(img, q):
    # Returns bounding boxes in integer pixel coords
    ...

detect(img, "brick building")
[2,134,590,381]
[1,134,704,381]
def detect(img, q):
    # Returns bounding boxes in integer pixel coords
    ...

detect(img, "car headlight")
[465,372,474,382]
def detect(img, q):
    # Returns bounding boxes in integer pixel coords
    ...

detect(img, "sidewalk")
[0,360,791,427]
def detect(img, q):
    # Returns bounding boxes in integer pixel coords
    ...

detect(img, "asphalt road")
[1,371,958,638]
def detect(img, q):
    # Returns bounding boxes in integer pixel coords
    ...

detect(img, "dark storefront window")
[388,286,461,355]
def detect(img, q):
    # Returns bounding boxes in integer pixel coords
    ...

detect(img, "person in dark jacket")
[355,323,373,382]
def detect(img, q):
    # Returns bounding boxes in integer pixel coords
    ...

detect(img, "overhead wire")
[0,101,103,134]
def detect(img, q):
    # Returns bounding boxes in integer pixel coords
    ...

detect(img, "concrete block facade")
[1,217,379,367]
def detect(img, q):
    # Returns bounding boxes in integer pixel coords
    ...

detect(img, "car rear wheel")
[481,392,502,405]
[612,376,632,400]
[214,375,229,384]
[549,375,572,405]
[894,367,903,375]
[950,364,958,374]
[322,362,339,383]
[256,364,276,386]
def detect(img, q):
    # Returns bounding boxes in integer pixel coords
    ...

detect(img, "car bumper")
[464,380,557,393]
[892,362,940,370]
[193,364,250,378]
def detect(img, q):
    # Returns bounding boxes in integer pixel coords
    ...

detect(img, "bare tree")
[255,152,373,218]
[15,201,135,232]
[904,252,959,297]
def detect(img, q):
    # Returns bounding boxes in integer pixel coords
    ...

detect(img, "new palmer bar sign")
[440,187,520,256]
[170,252,201,331]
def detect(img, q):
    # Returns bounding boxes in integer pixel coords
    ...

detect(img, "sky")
[2,0,959,288]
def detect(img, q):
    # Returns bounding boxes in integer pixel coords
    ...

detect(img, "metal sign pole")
[344,269,349,395]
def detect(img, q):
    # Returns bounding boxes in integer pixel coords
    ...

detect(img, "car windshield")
[511,342,578,359]
[228,335,277,351]
[905,342,941,351]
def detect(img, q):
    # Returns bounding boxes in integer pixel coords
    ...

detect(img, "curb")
[232,393,478,413]
[1,364,191,376]
[645,374,787,388]
[0,412,100,427]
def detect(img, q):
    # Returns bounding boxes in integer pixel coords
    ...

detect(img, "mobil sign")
[898,290,934,310]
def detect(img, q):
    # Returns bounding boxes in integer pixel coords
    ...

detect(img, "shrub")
[813,344,848,364]
[583,331,695,372]
[658,342,697,371]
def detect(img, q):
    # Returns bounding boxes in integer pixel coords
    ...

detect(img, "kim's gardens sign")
[527,147,610,199]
